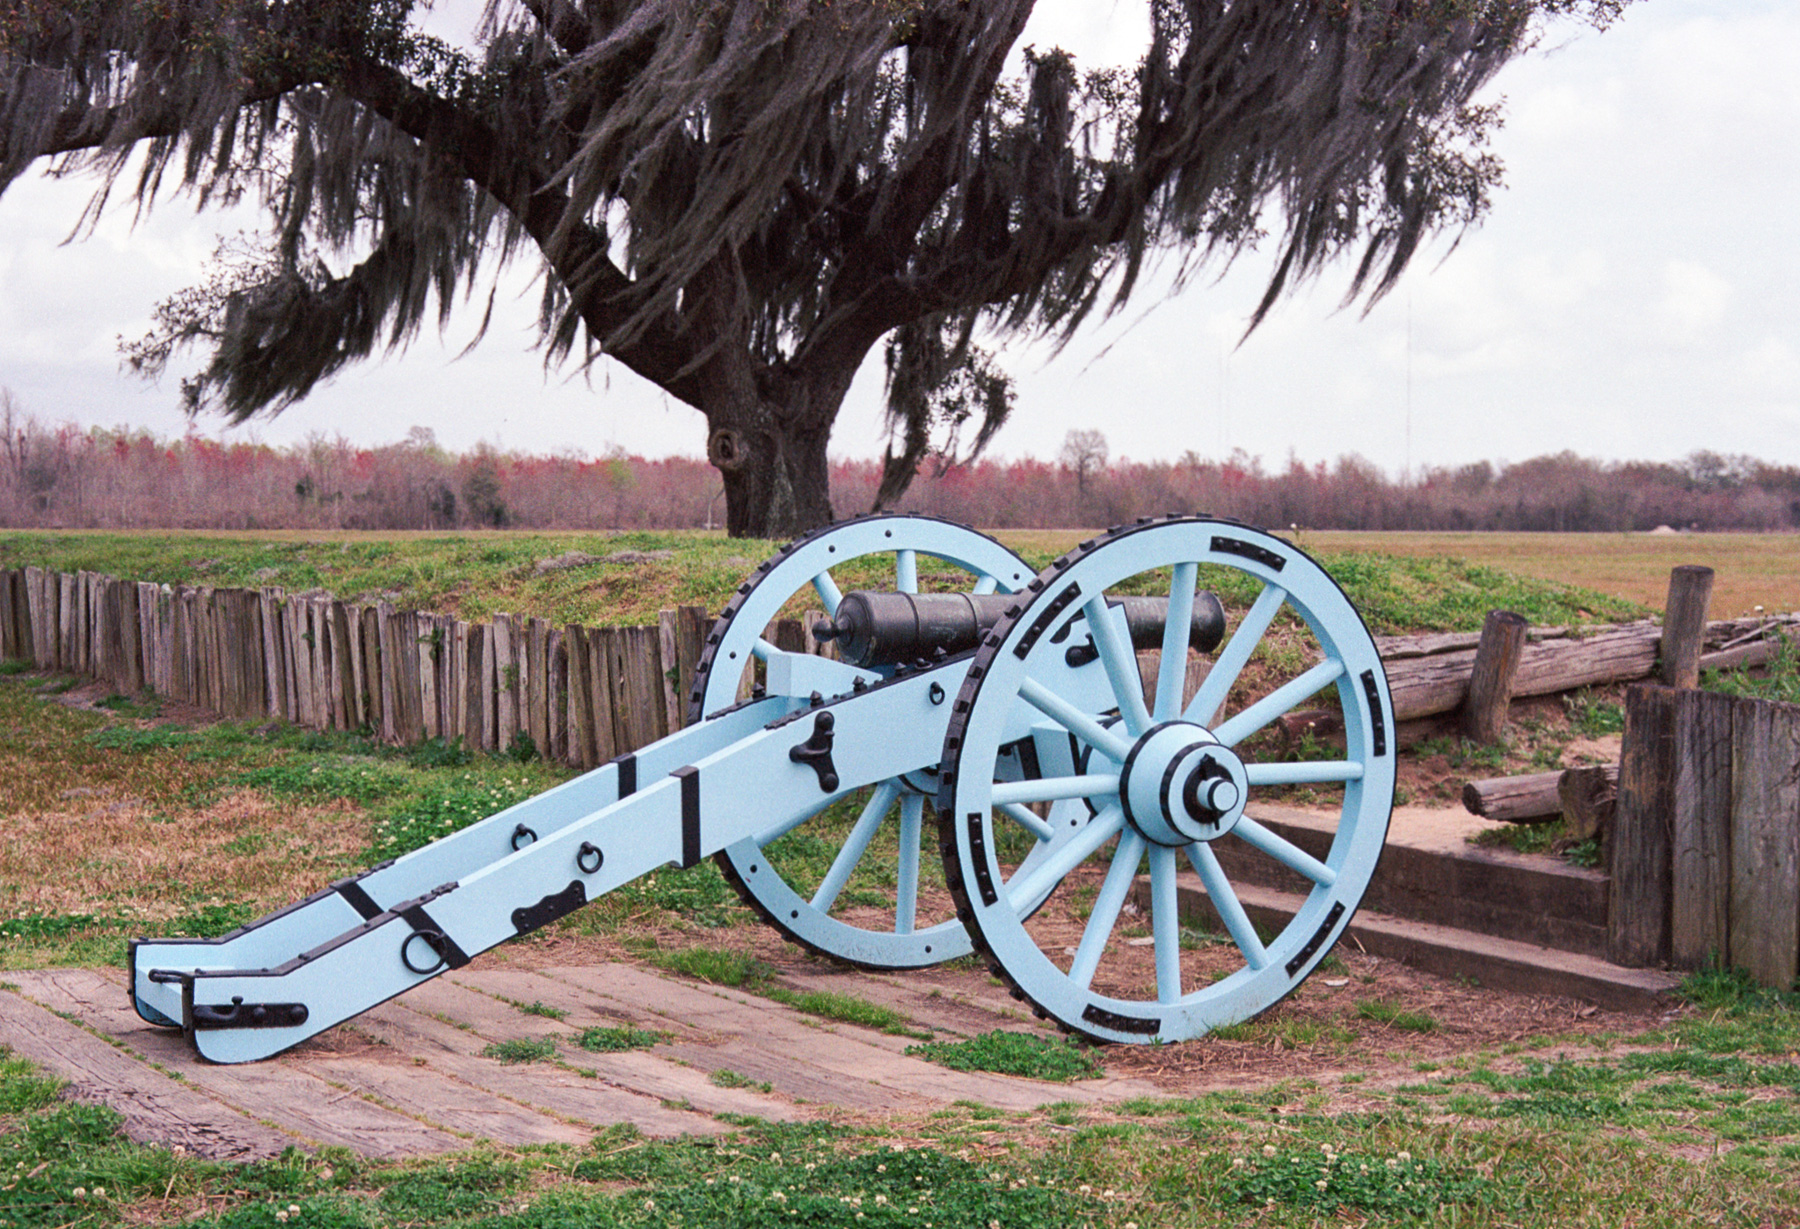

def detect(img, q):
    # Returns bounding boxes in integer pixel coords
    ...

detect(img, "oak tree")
[0,0,1625,535]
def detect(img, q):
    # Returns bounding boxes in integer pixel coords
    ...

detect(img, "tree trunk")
[699,366,844,539]
[710,417,833,539]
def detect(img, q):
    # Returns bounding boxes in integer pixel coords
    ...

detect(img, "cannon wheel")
[691,514,1035,969]
[937,517,1395,1042]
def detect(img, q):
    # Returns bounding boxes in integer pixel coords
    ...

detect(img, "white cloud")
[1658,259,1732,338]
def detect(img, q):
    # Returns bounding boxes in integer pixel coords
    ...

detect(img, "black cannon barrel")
[814,590,1226,668]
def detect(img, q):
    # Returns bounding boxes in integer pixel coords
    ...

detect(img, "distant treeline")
[2,404,1797,533]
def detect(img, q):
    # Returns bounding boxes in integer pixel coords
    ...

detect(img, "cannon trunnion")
[129,515,1394,1062]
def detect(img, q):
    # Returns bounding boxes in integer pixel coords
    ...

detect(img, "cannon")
[128,515,1394,1063]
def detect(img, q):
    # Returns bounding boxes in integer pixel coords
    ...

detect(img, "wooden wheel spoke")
[895,549,918,594]
[991,774,1120,807]
[810,781,900,914]
[1153,562,1199,721]
[1069,830,1146,990]
[812,571,843,616]
[1004,804,1124,912]
[1186,583,1286,726]
[1184,841,1269,970]
[1019,677,1134,762]
[1243,760,1364,787]
[895,793,924,935]
[1084,595,1152,736]
[996,802,1056,844]
[1149,844,1183,1003]
[1232,815,1337,887]
[1212,659,1346,747]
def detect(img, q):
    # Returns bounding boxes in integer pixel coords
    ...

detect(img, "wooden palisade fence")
[0,566,794,769]
[1611,684,1800,990]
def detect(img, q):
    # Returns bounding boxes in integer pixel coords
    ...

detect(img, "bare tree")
[0,0,1629,536]
[1059,427,1108,495]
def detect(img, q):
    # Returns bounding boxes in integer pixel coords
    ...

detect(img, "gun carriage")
[129,515,1394,1063]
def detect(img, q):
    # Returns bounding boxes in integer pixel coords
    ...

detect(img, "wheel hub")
[1119,722,1248,846]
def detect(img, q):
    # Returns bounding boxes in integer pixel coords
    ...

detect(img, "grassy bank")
[0,529,1648,633]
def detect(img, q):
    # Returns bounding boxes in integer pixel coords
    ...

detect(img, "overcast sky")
[0,0,1794,480]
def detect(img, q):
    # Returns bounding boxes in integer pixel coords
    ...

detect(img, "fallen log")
[1462,771,1564,823]
[1699,637,1787,674]
[1388,622,1662,722]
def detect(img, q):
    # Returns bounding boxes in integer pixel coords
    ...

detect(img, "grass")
[0,673,570,969]
[905,1031,1104,1082]
[576,1025,662,1054]
[709,1068,773,1093]
[1355,1000,1439,1033]
[1296,529,1798,618]
[479,1037,557,1064]
[2,966,1798,1229]
[636,944,928,1037]
[1704,634,1800,704]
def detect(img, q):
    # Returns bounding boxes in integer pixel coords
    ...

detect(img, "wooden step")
[1222,805,1610,957]
[1150,875,1679,1013]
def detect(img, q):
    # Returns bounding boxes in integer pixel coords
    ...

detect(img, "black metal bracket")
[788,711,840,792]
[1064,634,1098,668]
[190,997,310,1030]
[512,880,588,935]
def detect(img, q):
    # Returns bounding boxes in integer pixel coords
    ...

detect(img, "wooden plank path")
[0,961,1160,1162]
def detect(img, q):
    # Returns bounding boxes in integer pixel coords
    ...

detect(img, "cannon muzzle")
[813,590,1226,668]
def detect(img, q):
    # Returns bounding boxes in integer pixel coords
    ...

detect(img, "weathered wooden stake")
[1610,684,1677,967]
[1669,689,1732,969]
[1728,695,1800,989]
[1462,609,1528,744]
[1660,565,1715,689]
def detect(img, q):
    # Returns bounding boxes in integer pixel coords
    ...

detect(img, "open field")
[1004,529,1800,619]
[1301,530,1800,618]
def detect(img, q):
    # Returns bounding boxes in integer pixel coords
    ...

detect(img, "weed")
[514,1000,567,1021]
[86,724,201,752]
[709,1069,773,1093]
[1564,689,1626,737]
[647,947,774,988]
[404,737,472,769]
[0,912,110,941]
[906,1031,1103,1082]
[379,1156,525,1220]
[1356,1000,1438,1033]
[1565,838,1601,868]
[1703,634,1800,704]
[576,1026,662,1053]
[364,774,542,863]
[168,902,260,937]
[480,1037,557,1064]
[763,987,924,1037]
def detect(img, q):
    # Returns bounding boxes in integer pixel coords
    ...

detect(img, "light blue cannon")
[129,516,1395,1063]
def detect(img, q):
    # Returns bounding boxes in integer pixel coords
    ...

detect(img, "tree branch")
[516,0,593,57]
[330,54,706,398]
